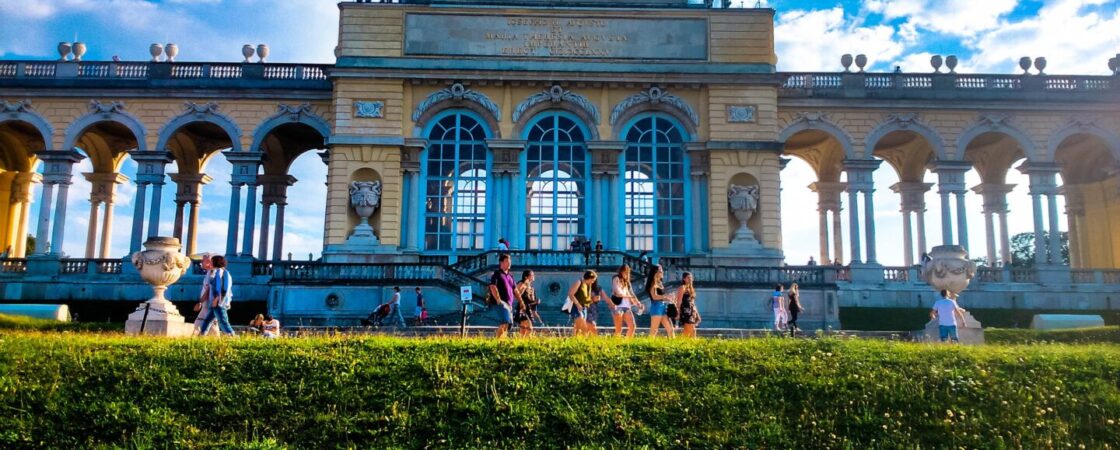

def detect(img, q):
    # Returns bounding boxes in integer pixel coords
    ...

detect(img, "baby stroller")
[361,303,391,327]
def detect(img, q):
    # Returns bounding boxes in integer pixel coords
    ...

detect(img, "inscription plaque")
[404,13,708,60]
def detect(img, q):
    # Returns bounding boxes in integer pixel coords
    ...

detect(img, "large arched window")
[525,113,588,250]
[424,112,490,252]
[623,115,687,254]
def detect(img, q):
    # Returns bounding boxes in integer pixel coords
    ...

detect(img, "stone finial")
[1019,56,1032,74]
[841,54,853,72]
[930,55,943,73]
[1033,57,1047,75]
[945,55,958,73]
[855,54,868,72]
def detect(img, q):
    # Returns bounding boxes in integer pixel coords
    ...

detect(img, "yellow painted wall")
[325,145,403,247]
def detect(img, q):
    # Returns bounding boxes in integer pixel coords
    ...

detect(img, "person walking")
[515,270,538,336]
[489,253,517,338]
[585,279,611,335]
[414,287,426,326]
[567,270,598,336]
[610,264,642,337]
[644,264,675,338]
[677,272,700,337]
[770,284,787,332]
[594,240,603,265]
[198,255,235,336]
[787,283,803,335]
[192,253,219,336]
[386,286,406,328]
[931,289,967,343]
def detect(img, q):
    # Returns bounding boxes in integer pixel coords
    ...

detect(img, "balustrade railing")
[0,60,330,85]
[1010,268,1039,283]
[1071,269,1097,284]
[60,259,87,274]
[883,266,910,282]
[94,259,122,274]
[0,258,27,274]
[975,267,1003,283]
[779,72,1116,98]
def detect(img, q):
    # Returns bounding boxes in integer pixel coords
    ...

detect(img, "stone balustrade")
[0,60,331,90]
[779,72,1117,101]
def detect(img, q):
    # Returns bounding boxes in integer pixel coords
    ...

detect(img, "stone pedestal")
[848,262,885,283]
[124,237,193,337]
[322,244,412,263]
[919,311,985,345]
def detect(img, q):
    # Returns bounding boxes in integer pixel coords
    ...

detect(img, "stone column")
[226,182,242,256]
[50,181,71,256]
[847,189,861,264]
[100,200,114,258]
[832,209,844,264]
[258,201,272,259]
[998,210,1011,265]
[401,141,424,252]
[972,183,1014,267]
[85,200,100,258]
[590,172,603,247]
[241,182,258,257]
[892,182,933,265]
[955,191,969,250]
[9,172,38,257]
[34,182,55,255]
[1062,186,1085,268]
[810,181,846,264]
[862,188,878,264]
[172,201,186,241]
[588,141,624,251]
[147,182,164,239]
[690,173,704,254]
[272,202,286,261]
[38,150,83,256]
[169,173,211,256]
[185,201,200,256]
[130,182,148,253]
[938,191,953,245]
[1046,193,1062,265]
[408,170,422,251]
[1020,162,1059,266]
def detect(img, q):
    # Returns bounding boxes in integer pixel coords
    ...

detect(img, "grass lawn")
[0,329,1118,449]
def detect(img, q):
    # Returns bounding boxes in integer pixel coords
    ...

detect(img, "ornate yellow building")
[1,0,1119,326]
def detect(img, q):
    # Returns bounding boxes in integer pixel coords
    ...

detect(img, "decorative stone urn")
[918,245,984,344]
[241,44,255,63]
[124,237,195,337]
[347,181,382,245]
[728,184,760,242]
[150,43,163,62]
[165,43,178,62]
[72,42,87,62]
[256,44,269,63]
[57,42,72,61]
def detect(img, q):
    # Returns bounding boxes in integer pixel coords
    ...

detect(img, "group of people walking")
[769,283,804,335]
[487,253,701,338]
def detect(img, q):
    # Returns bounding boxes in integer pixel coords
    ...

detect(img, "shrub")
[0,333,1118,448]
[987,326,1120,345]
[0,313,122,333]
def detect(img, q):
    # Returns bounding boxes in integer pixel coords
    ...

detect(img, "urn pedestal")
[322,180,406,262]
[918,245,985,344]
[124,237,195,337]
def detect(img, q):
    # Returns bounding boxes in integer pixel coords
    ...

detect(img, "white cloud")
[775,7,905,71]
[865,0,1019,36]
[965,0,1120,74]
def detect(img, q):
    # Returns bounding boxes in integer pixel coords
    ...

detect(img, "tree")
[1009,231,1069,268]
[25,234,35,255]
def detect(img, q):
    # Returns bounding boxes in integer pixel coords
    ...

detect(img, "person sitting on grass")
[931,289,967,343]
[262,314,280,338]
[248,314,265,335]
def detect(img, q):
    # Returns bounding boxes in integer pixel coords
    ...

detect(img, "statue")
[125,237,194,336]
[919,245,984,344]
[728,184,760,241]
[348,181,382,242]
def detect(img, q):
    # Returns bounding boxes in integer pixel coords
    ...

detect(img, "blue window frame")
[623,115,687,254]
[423,112,490,253]
[524,113,589,250]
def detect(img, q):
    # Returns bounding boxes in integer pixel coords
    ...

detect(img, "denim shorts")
[495,305,513,325]
[570,305,587,320]
[614,306,631,316]
[649,301,667,316]
[938,325,959,342]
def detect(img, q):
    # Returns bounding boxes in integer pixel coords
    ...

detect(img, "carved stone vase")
[918,244,984,343]
[125,237,194,336]
[347,181,382,244]
[728,184,760,242]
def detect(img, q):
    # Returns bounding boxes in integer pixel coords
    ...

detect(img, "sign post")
[459,286,472,337]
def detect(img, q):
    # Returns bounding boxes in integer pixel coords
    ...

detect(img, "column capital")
[1060,185,1086,216]
[930,160,972,194]
[841,159,880,190]
[1017,161,1060,194]
[588,140,625,175]
[809,181,847,211]
[130,150,173,184]
[259,174,297,205]
[890,181,934,212]
[486,139,526,174]
[224,151,263,185]
[37,149,84,184]
[83,172,130,204]
[970,183,1016,214]
[169,172,214,203]
[401,138,427,172]
[691,151,711,176]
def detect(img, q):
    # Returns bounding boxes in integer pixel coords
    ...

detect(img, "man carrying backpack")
[489,253,517,338]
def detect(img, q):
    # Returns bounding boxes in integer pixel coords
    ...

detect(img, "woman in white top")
[610,264,642,337]
[192,254,218,336]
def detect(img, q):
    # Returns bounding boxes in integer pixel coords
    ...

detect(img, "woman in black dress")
[787,282,803,335]
[515,270,537,336]
[676,272,701,337]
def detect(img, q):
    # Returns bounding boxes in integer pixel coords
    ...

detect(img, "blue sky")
[2,0,1118,263]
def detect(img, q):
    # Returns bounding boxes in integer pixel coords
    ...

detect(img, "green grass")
[987,326,1120,345]
[0,313,123,333]
[1,333,1119,448]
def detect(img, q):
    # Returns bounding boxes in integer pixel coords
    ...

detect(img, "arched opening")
[871,130,936,266]
[257,122,328,260]
[1055,133,1116,268]
[0,119,44,257]
[423,111,491,254]
[163,121,237,256]
[780,128,847,265]
[524,112,589,250]
[622,114,688,256]
[962,131,1030,267]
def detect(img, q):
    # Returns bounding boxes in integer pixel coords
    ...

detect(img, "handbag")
[610,295,623,306]
[561,297,573,313]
